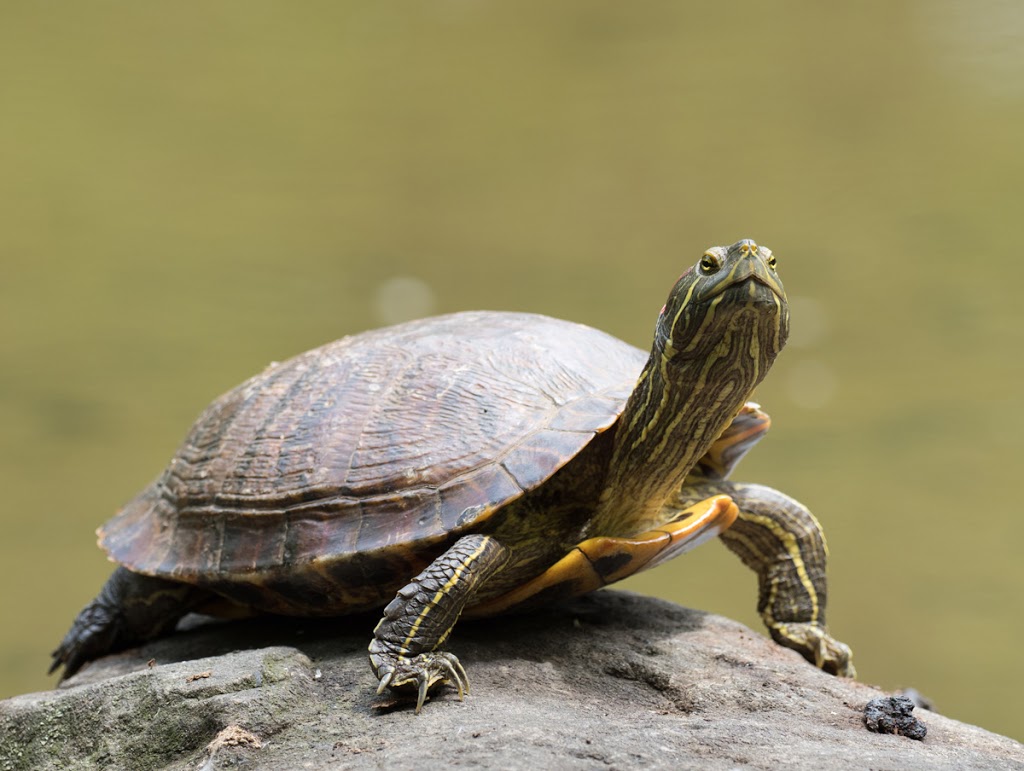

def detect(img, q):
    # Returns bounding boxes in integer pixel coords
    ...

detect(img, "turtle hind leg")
[50,566,206,681]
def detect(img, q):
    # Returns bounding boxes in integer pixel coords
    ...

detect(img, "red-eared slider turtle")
[52,240,854,712]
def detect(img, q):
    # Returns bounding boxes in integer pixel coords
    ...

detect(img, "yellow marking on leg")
[721,527,780,626]
[738,511,820,624]
[133,587,194,607]
[399,538,491,659]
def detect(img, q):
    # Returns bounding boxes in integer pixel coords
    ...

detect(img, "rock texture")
[2,591,1021,770]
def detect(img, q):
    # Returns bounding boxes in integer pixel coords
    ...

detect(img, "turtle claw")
[375,670,394,694]
[416,676,430,714]
[437,654,469,699]
[773,622,856,678]
[374,651,470,714]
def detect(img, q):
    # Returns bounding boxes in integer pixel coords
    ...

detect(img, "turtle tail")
[50,567,205,681]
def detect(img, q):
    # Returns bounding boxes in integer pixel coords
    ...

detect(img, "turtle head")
[657,239,789,366]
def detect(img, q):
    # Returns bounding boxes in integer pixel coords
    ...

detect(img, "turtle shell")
[100,311,646,613]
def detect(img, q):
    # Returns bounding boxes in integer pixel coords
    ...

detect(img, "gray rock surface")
[2,591,1021,770]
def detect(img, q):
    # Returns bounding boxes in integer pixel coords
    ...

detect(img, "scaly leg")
[369,534,509,713]
[673,481,855,677]
[51,567,207,680]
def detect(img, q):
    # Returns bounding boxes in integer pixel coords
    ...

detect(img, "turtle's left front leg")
[674,481,855,677]
[369,534,509,712]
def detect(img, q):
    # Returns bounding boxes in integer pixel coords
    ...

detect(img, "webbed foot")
[771,622,855,678]
[372,650,469,713]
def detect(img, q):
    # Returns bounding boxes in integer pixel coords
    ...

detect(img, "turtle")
[51,239,854,712]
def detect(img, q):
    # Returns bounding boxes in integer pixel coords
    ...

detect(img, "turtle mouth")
[707,273,784,304]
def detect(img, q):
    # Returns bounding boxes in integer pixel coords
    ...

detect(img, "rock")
[2,591,1021,770]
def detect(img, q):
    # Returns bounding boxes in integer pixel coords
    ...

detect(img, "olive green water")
[2,2,1022,742]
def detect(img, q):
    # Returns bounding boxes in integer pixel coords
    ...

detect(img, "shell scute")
[546,393,634,432]
[499,427,600,491]
[221,511,288,574]
[436,463,524,533]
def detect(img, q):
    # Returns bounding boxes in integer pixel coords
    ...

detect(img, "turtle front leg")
[674,481,855,677]
[369,534,509,713]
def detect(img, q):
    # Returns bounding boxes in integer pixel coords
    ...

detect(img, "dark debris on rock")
[864,695,928,741]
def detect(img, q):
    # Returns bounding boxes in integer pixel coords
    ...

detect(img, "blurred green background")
[2,1,1022,742]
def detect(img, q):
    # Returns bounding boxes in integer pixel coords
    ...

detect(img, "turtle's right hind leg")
[50,566,206,681]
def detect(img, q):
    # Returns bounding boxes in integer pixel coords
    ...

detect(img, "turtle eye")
[699,254,721,274]
[767,254,777,270]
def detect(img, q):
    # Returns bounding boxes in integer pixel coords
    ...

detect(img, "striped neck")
[591,306,779,536]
